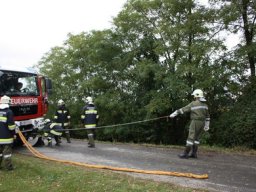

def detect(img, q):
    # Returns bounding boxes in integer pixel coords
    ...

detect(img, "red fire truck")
[0,66,52,146]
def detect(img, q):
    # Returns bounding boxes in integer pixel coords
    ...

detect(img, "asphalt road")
[18,139,256,192]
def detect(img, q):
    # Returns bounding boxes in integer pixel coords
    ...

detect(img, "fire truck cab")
[0,66,52,146]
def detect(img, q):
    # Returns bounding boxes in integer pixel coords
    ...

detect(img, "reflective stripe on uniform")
[0,153,2,157]
[50,130,62,136]
[81,115,85,119]
[186,140,194,146]
[50,123,58,129]
[194,140,200,145]
[0,116,7,122]
[57,110,68,114]
[8,124,15,130]
[85,110,97,114]
[55,122,70,127]
[191,106,208,110]
[178,109,184,114]
[85,124,96,128]
[3,154,12,158]
[0,138,14,144]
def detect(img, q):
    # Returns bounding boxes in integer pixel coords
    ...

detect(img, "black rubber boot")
[66,133,71,143]
[54,136,61,146]
[88,144,95,148]
[7,165,14,171]
[47,139,52,147]
[88,134,95,148]
[55,142,61,146]
[178,146,191,159]
[189,145,198,158]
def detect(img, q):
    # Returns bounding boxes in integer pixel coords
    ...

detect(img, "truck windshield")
[0,70,39,96]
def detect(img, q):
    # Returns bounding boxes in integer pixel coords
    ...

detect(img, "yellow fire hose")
[18,131,208,179]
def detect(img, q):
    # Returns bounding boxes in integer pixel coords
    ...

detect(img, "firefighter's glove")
[204,121,210,131]
[169,110,178,118]
[15,126,20,134]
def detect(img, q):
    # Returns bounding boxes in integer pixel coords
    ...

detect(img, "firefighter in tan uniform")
[0,95,16,170]
[170,89,210,159]
[54,99,71,143]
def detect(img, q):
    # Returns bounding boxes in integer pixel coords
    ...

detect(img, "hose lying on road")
[18,130,209,179]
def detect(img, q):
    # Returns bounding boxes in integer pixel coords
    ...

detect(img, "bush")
[212,81,256,149]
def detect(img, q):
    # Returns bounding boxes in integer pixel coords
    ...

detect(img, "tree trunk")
[241,0,256,78]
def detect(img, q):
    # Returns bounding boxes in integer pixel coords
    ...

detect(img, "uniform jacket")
[177,100,210,121]
[81,104,99,128]
[43,122,63,136]
[54,105,71,126]
[0,108,16,144]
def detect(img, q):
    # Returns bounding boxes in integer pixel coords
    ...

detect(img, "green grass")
[0,154,207,192]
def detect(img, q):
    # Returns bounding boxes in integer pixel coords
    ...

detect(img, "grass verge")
[0,153,207,192]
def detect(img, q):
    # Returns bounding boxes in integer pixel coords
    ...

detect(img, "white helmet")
[191,89,204,98]
[44,119,51,124]
[0,95,11,104]
[57,99,65,106]
[86,96,93,104]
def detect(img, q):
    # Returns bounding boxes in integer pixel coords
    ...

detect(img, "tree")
[211,0,256,80]
[37,0,251,147]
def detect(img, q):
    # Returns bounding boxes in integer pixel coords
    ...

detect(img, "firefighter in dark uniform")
[81,96,99,148]
[0,95,16,170]
[54,99,71,143]
[43,119,63,147]
[169,89,210,159]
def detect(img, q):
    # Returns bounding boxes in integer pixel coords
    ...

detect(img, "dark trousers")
[0,144,13,170]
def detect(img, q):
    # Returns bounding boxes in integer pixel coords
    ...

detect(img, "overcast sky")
[0,0,239,70]
[0,0,127,69]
